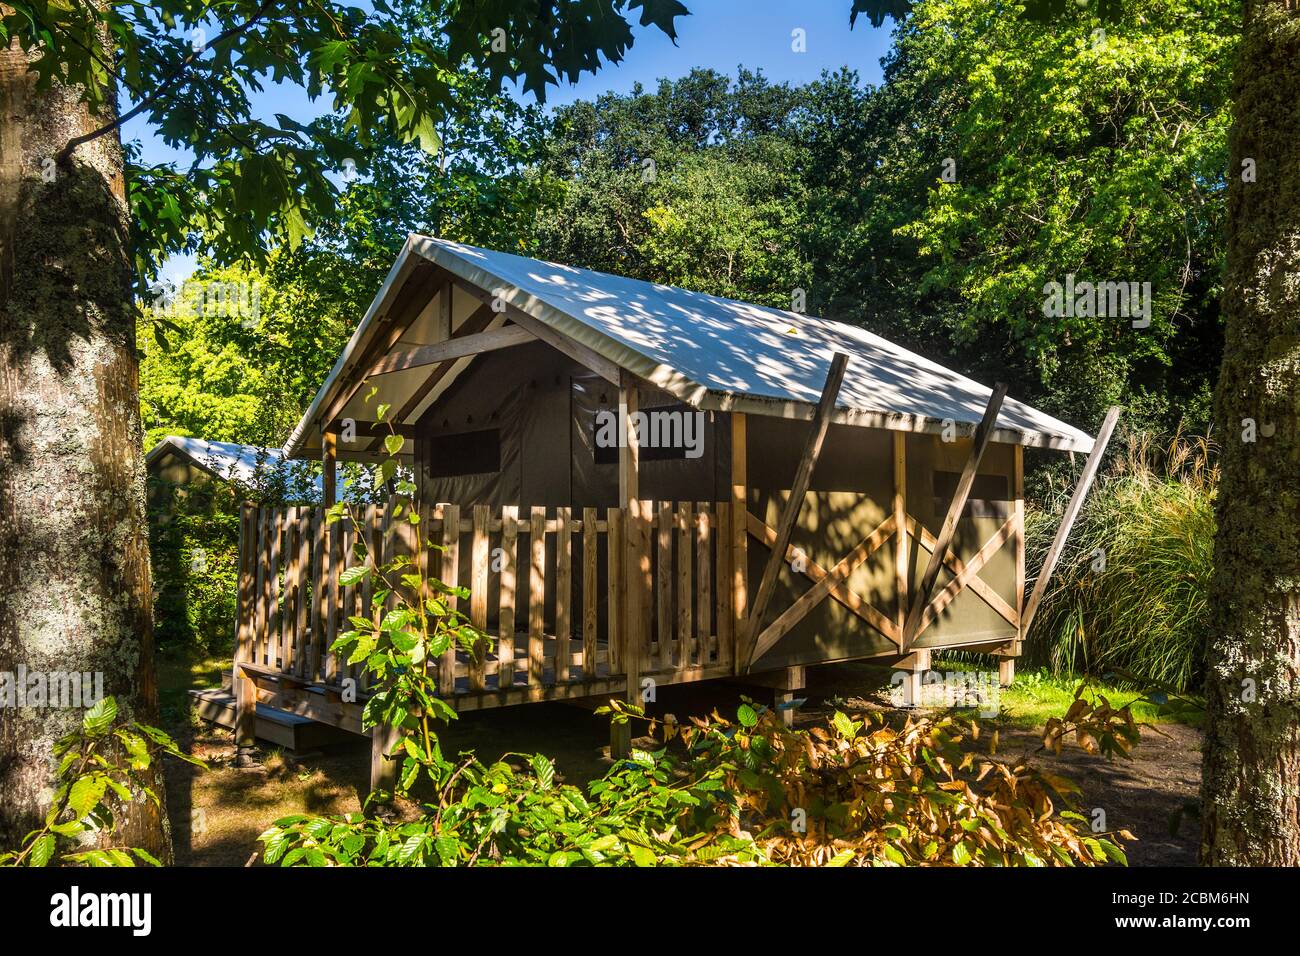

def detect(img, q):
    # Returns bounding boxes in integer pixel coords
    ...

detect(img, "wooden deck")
[229,499,738,729]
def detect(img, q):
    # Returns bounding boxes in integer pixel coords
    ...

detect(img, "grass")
[994,668,1202,729]
[1023,430,1215,693]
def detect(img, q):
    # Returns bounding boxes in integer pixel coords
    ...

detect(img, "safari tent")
[227,235,1115,782]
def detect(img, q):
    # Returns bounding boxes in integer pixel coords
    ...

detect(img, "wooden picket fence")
[235,499,737,706]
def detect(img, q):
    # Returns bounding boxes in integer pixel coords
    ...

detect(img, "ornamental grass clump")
[1024,430,1215,692]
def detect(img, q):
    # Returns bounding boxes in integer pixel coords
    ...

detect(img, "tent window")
[593,402,703,465]
[933,471,1010,519]
[427,429,501,477]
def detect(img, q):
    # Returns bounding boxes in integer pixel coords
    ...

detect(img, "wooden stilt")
[369,722,402,795]
[611,372,641,759]
[895,648,931,708]
[234,503,258,766]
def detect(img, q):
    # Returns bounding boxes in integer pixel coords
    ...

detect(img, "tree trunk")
[1201,0,1300,866]
[0,40,171,861]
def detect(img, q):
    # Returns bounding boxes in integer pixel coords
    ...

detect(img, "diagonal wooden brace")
[901,383,1008,652]
[743,353,849,670]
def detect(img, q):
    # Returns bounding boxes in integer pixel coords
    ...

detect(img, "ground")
[158,651,1203,866]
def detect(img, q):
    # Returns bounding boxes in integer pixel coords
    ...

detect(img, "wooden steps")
[189,683,355,752]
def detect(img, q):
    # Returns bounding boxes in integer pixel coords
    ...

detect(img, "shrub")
[1024,430,1216,692]
[0,697,203,867]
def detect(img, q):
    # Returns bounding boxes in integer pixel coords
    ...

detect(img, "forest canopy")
[141,0,1237,444]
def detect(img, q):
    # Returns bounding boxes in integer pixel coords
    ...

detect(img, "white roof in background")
[147,436,330,492]
[286,235,1096,455]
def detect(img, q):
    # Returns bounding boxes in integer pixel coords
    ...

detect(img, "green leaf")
[29,833,56,868]
[83,697,118,736]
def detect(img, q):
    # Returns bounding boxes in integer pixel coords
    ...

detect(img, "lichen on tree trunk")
[0,41,171,861]
[1201,0,1300,866]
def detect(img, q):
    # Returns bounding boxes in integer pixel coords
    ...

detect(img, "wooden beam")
[322,262,440,427]
[743,352,849,669]
[900,383,1008,652]
[912,515,1017,639]
[435,277,452,341]
[1020,406,1121,637]
[233,504,258,765]
[449,276,621,385]
[326,421,416,440]
[747,512,900,644]
[612,371,641,758]
[361,302,501,454]
[360,324,535,379]
[905,516,1019,628]
[728,412,747,673]
[1013,443,1025,653]
[749,514,897,662]
[893,431,908,634]
[321,431,337,508]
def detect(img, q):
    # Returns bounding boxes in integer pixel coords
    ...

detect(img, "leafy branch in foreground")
[0,697,205,867]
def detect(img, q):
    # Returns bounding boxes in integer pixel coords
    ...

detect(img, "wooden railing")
[235,499,737,702]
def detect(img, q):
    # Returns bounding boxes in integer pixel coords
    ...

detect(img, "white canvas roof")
[285,235,1096,456]
[147,436,334,492]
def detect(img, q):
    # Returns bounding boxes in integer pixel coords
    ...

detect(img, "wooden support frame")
[1020,406,1121,637]
[322,261,442,427]
[748,514,898,663]
[729,412,748,673]
[449,276,621,386]
[321,430,337,508]
[743,353,849,670]
[611,371,642,758]
[361,324,534,379]
[901,383,1008,652]
[233,504,258,765]
[746,512,901,646]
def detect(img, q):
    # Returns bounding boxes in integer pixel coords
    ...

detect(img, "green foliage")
[814,0,1236,432]
[533,0,1236,434]
[0,698,204,867]
[534,68,811,305]
[140,264,350,448]
[260,692,1139,867]
[0,0,689,287]
[146,445,336,653]
[148,479,241,654]
[1025,431,1216,691]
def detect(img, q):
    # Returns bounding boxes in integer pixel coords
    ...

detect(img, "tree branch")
[56,0,277,163]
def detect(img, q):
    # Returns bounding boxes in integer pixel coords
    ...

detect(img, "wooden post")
[729,412,747,674]
[612,371,641,758]
[744,352,849,670]
[322,429,338,508]
[993,443,1027,686]
[893,431,909,636]
[369,722,402,795]
[1020,407,1121,637]
[234,504,258,766]
[901,383,1008,651]
[896,648,931,708]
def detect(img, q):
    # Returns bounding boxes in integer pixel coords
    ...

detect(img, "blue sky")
[140,1,895,283]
